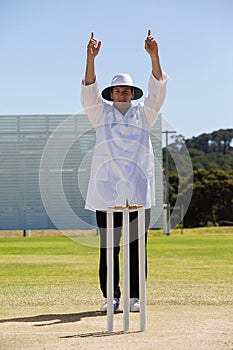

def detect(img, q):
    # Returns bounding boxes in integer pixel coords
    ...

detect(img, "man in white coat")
[81,30,168,312]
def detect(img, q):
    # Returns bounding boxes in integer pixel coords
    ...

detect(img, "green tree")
[183,169,233,227]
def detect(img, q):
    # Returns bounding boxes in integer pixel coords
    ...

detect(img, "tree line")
[163,128,233,227]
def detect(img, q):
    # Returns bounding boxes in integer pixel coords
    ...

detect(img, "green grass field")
[0,227,232,310]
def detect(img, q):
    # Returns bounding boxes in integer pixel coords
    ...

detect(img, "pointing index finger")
[147,29,151,37]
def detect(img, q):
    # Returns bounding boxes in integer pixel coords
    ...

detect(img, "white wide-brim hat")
[101,73,143,101]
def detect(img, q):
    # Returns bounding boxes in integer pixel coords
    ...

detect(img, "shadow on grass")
[61,330,140,338]
[0,310,141,337]
[0,310,121,327]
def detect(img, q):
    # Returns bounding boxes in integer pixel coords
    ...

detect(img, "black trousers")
[96,209,150,299]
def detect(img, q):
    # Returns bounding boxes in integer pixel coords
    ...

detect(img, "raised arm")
[145,29,163,81]
[84,32,102,85]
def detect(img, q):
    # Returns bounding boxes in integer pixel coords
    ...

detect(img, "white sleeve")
[143,72,168,127]
[81,78,104,128]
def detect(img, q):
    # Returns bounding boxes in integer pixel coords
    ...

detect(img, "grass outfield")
[0,227,232,310]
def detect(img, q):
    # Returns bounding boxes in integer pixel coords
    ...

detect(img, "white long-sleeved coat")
[81,73,168,211]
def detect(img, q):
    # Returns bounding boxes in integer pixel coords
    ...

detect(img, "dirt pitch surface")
[0,305,232,350]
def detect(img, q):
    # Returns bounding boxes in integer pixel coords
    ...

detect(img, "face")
[110,86,134,103]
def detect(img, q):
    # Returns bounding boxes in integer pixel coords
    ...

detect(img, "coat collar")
[112,104,132,122]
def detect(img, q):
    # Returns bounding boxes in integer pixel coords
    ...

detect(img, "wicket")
[106,205,146,332]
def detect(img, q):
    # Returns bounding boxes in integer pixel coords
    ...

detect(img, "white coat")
[81,73,168,211]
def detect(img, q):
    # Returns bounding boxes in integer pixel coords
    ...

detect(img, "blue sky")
[0,0,232,139]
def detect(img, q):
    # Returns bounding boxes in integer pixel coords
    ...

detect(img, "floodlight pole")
[162,130,176,235]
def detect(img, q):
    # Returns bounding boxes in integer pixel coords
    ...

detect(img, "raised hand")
[145,29,159,58]
[144,29,163,80]
[87,32,102,60]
